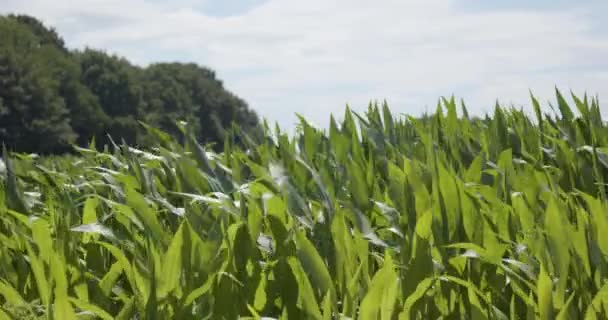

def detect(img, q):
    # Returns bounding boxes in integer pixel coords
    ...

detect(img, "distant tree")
[58,64,109,146]
[0,16,76,153]
[76,49,144,145]
[8,14,67,52]
[141,63,199,143]
[0,14,260,153]
[142,63,259,146]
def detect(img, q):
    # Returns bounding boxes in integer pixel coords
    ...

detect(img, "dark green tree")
[76,49,144,146]
[8,14,67,52]
[141,63,199,143]
[142,63,259,146]
[0,16,76,153]
[0,14,260,153]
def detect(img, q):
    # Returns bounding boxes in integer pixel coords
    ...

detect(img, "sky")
[1,0,607,129]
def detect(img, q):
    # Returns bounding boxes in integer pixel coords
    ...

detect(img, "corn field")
[0,90,607,319]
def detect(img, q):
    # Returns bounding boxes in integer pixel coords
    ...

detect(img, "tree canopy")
[0,14,259,153]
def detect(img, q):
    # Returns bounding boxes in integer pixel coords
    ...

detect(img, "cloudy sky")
[2,0,607,128]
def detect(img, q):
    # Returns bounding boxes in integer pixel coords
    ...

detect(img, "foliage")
[0,14,259,154]
[0,90,607,319]
[0,16,77,153]
[140,62,259,146]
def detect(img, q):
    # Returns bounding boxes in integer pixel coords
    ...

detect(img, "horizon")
[1,0,607,128]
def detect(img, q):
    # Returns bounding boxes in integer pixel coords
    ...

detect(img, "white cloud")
[2,0,607,128]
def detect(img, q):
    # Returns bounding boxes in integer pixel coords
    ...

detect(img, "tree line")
[0,14,260,154]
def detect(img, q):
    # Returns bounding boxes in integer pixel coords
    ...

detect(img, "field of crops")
[0,91,607,319]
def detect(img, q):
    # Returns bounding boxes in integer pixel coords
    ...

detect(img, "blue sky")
[198,0,267,17]
[1,0,607,129]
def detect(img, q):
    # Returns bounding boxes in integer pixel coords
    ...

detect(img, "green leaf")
[415,209,433,240]
[555,88,574,123]
[544,197,570,307]
[69,298,113,320]
[124,186,167,245]
[347,159,369,210]
[556,292,575,320]
[184,274,216,306]
[287,257,323,319]
[400,277,435,317]
[295,230,335,303]
[25,241,50,306]
[115,298,136,320]
[0,308,11,320]
[159,221,187,298]
[31,218,52,263]
[97,242,137,296]
[537,264,554,320]
[0,281,27,307]
[253,275,267,312]
[99,262,123,296]
[82,196,99,225]
[359,254,399,320]
[322,290,333,320]
[51,253,77,320]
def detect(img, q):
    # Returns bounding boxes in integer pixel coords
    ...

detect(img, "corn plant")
[0,89,607,319]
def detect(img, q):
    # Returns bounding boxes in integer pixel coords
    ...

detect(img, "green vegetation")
[0,14,259,154]
[0,90,607,319]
